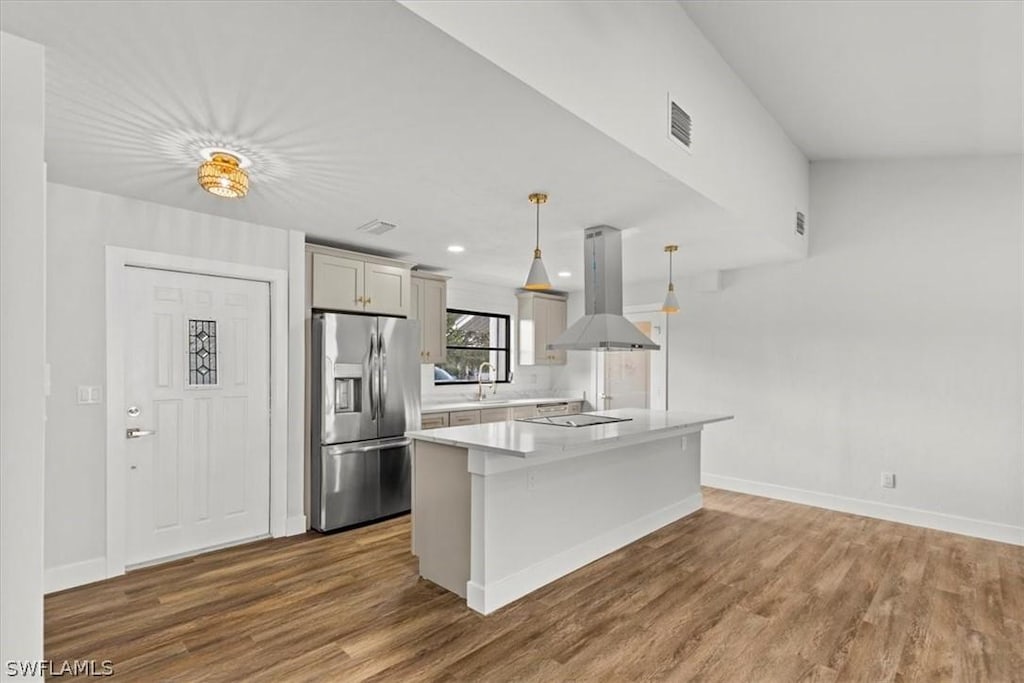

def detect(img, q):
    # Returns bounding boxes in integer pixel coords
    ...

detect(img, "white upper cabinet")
[410,273,448,364]
[517,292,567,366]
[364,262,410,316]
[543,296,567,365]
[311,253,364,311]
[308,246,411,317]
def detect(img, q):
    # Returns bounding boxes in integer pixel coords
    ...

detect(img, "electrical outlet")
[881,472,896,489]
[527,471,538,491]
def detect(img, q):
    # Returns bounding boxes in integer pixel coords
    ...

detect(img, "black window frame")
[435,308,512,385]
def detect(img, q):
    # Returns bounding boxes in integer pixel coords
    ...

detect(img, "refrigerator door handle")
[323,436,411,456]
[379,333,388,407]
[322,354,334,436]
[368,330,377,421]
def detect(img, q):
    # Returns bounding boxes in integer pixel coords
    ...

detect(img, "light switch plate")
[77,385,102,405]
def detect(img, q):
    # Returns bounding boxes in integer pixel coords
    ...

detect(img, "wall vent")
[669,98,692,149]
[355,219,397,236]
[796,211,806,236]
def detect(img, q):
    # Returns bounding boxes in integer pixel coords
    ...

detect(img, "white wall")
[421,280,586,403]
[0,30,46,671]
[401,0,809,257]
[44,184,307,585]
[634,156,1023,543]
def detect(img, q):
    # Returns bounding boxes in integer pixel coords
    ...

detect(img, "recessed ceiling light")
[447,245,465,253]
[557,271,572,278]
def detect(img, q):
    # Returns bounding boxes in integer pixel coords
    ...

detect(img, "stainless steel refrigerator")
[311,312,421,532]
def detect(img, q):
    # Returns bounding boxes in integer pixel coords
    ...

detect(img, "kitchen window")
[435,309,511,384]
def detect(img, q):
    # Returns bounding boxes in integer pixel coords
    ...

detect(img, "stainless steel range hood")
[549,225,660,351]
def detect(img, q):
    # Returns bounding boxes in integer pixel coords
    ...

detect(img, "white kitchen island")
[407,409,732,614]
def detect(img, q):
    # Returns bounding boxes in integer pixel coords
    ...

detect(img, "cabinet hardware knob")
[356,296,363,304]
[366,297,372,304]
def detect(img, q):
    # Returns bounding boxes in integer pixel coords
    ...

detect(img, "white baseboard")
[285,514,308,536]
[47,518,307,594]
[702,473,1023,547]
[467,492,703,614]
[45,557,107,594]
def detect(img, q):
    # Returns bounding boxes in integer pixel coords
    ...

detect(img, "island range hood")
[549,225,660,351]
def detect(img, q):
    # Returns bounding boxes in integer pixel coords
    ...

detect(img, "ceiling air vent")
[796,211,806,236]
[669,98,692,150]
[355,219,397,236]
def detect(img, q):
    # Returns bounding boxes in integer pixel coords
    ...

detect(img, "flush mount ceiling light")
[662,245,680,314]
[523,192,552,291]
[198,149,249,198]
[447,245,465,253]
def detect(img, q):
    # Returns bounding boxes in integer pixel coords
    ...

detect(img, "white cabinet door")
[124,268,270,567]
[449,410,481,426]
[516,293,567,366]
[533,297,551,365]
[411,275,447,363]
[479,408,510,424]
[410,276,425,362]
[420,413,449,429]
[511,405,538,419]
[365,262,410,316]
[422,277,447,363]
[544,297,567,365]
[312,253,364,311]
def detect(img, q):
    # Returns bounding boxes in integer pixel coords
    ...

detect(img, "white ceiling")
[682,0,1024,160]
[6,2,1013,291]
[1,0,778,291]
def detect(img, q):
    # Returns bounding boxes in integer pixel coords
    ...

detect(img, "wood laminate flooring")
[46,488,1023,682]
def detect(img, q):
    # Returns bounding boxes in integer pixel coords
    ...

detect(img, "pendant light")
[661,245,680,313]
[523,192,552,291]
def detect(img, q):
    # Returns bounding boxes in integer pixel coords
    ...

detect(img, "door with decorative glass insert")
[123,267,270,567]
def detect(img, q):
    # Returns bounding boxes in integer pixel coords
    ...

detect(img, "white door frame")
[104,247,289,578]
[593,304,667,411]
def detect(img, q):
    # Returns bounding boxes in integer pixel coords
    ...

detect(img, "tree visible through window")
[435,309,510,384]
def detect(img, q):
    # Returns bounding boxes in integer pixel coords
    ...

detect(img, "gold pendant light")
[198,152,249,198]
[523,192,552,291]
[662,245,680,314]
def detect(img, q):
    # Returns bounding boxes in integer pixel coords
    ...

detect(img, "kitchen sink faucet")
[477,362,497,400]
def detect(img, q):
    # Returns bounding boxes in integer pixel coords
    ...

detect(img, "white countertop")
[422,396,583,414]
[408,408,733,457]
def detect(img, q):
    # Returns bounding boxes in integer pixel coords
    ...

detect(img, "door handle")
[379,334,388,409]
[324,437,411,456]
[126,428,156,439]
[369,331,378,420]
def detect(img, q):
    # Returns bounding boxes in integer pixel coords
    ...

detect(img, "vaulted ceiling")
[682,0,1024,160]
[2,1,1018,290]
[0,0,751,290]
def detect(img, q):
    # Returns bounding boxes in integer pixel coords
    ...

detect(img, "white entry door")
[123,267,271,567]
